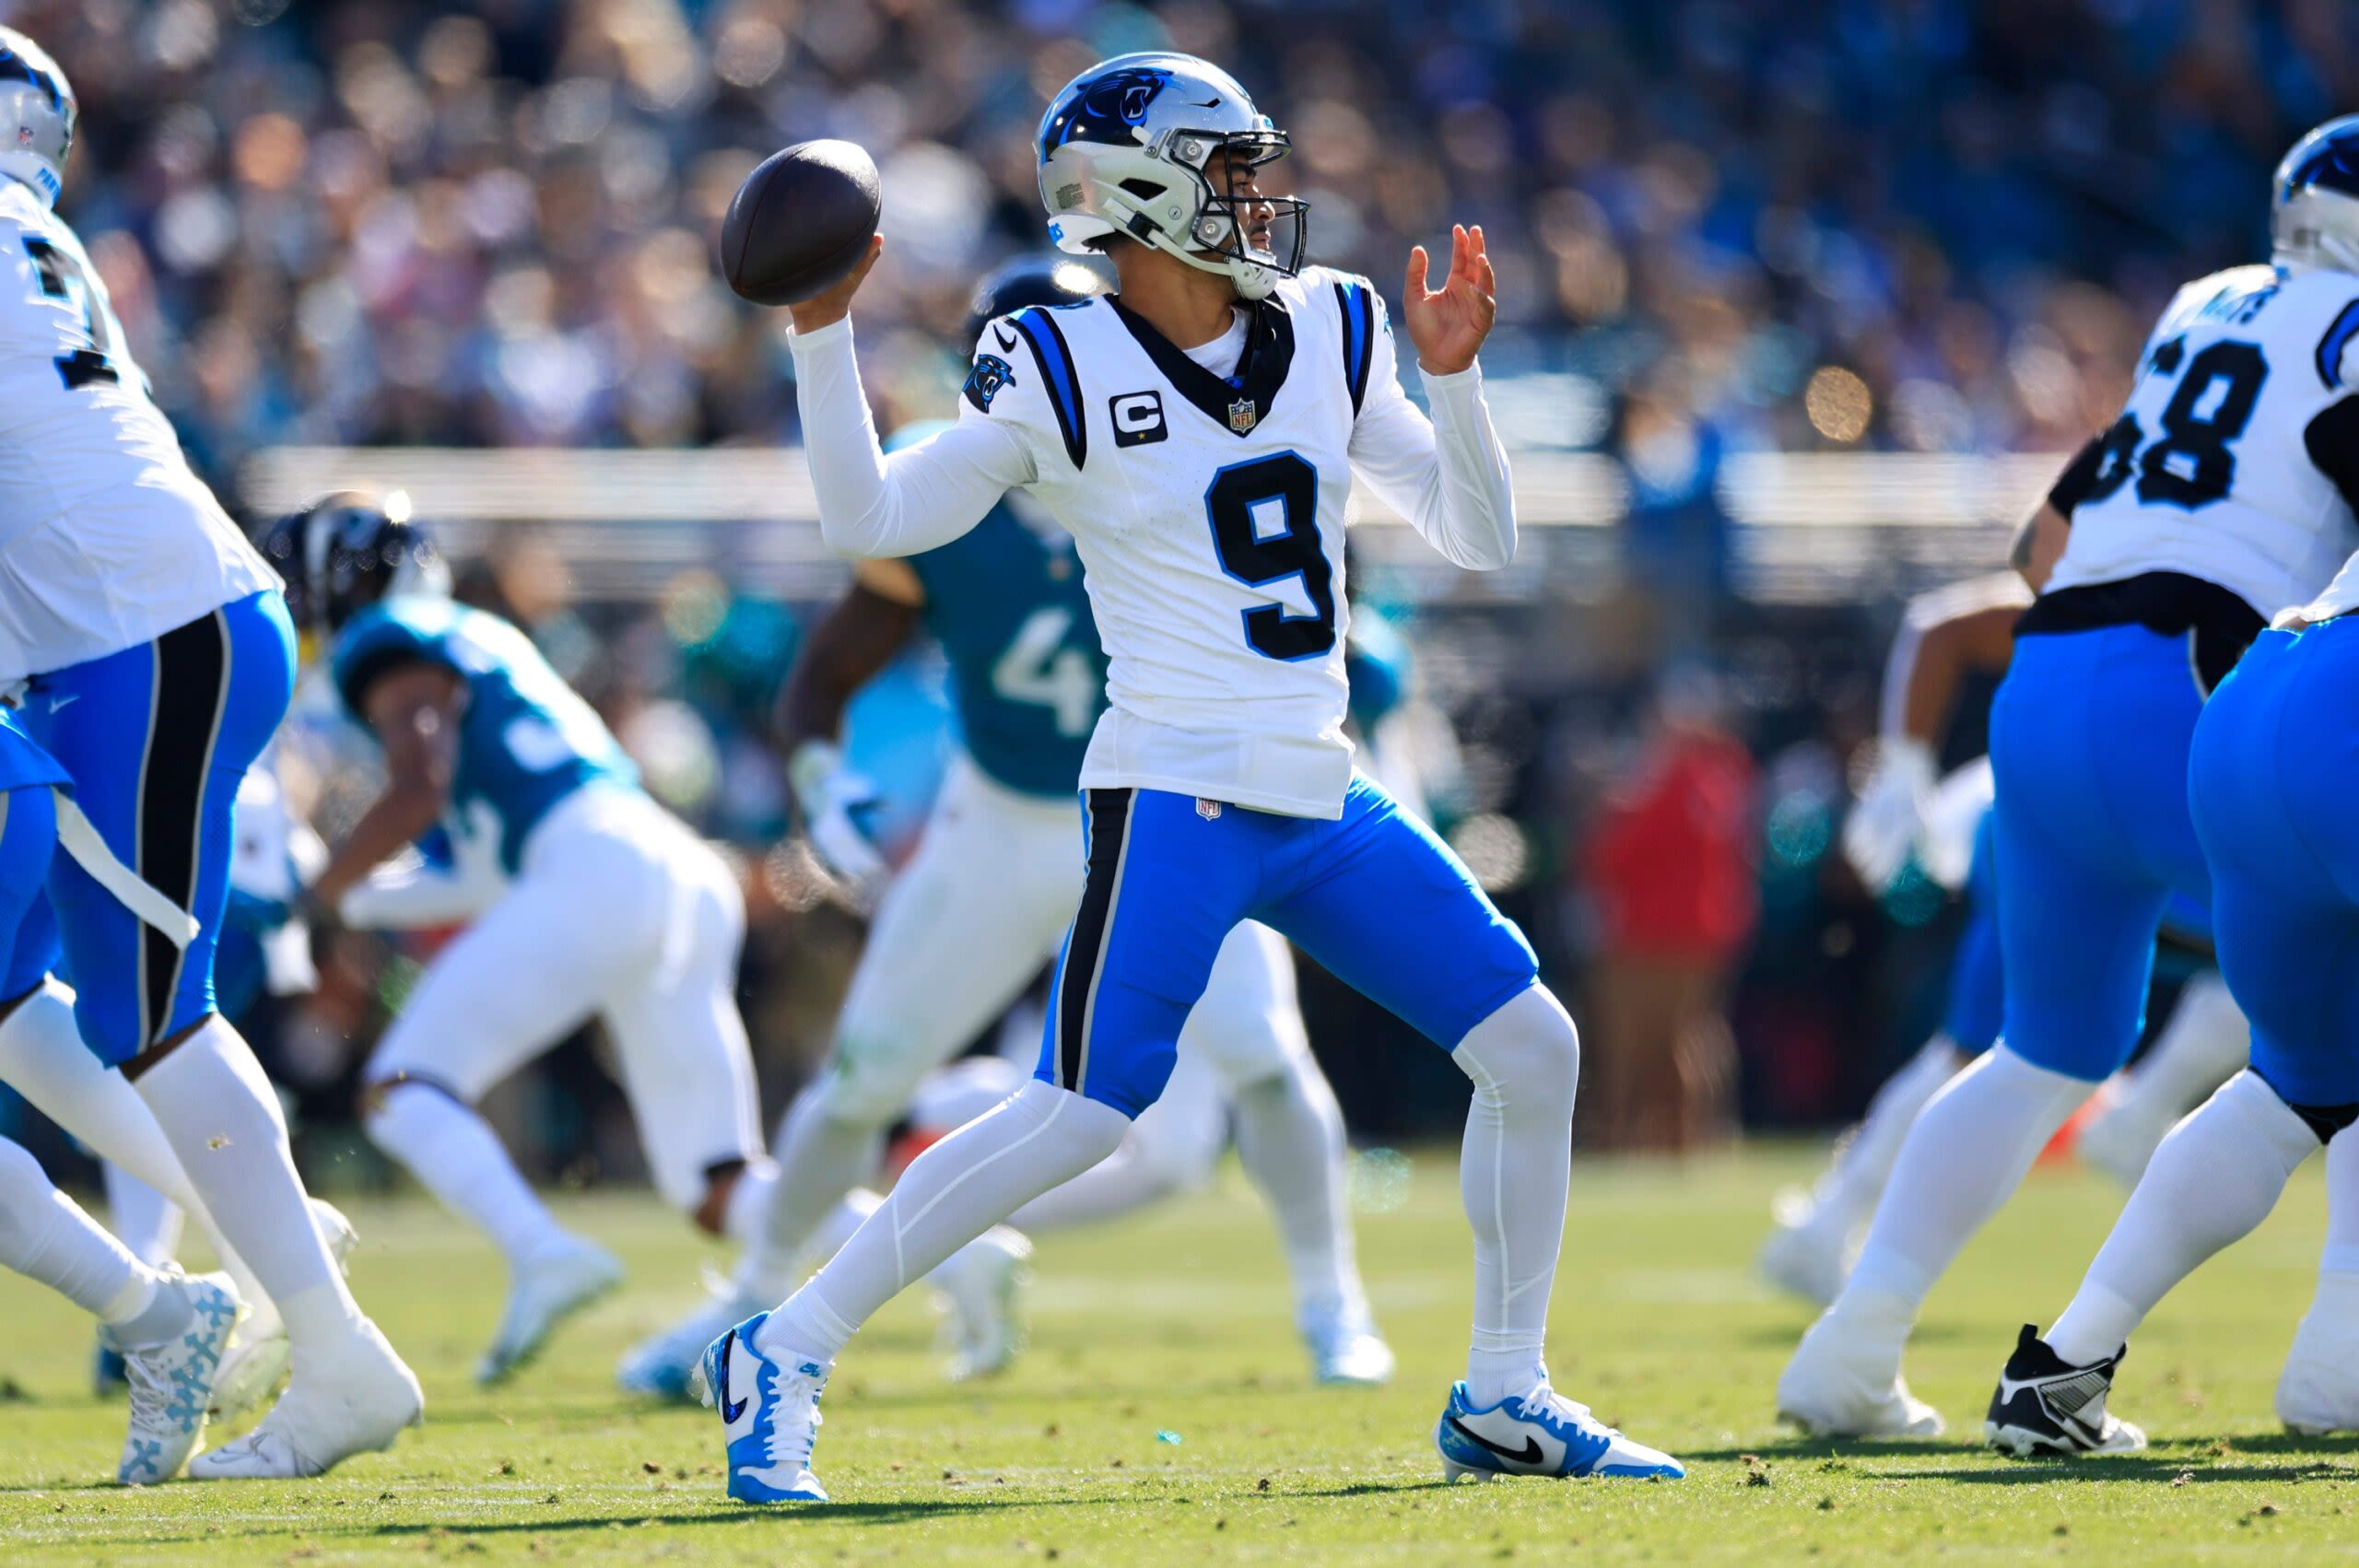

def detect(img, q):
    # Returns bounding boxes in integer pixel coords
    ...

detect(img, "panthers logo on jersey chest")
[964,353,1016,414]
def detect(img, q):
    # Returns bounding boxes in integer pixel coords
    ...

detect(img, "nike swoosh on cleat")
[718,1332,748,1424]
[1446,1416,1543,1467]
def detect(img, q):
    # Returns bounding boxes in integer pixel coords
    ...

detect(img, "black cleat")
[1983,1324,2148,1457]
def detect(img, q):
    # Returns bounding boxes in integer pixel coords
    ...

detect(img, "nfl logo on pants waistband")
[1196,798,1223,820]
[1227,398,1259,433]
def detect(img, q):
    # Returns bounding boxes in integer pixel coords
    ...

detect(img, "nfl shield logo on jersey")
[1227,397,1260,433]
[1196,798,1223,820]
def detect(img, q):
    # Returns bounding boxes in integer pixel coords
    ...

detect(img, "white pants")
[827,755,1313,1145]
[365,786,763,1212]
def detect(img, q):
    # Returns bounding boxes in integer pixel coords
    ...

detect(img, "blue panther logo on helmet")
[1039,65,1170,158]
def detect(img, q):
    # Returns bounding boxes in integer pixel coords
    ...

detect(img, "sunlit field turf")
[0,1143,2351,1563]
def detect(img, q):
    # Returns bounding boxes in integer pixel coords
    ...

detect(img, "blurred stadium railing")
[241,444,2062,605]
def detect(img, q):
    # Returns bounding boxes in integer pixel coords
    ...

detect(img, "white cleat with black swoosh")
[1434,1379,1684,1481]
[1983,1325,2147,1457]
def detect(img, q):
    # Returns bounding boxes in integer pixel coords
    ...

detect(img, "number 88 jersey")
[961,264,1396,820]
[2050,263,2359,619]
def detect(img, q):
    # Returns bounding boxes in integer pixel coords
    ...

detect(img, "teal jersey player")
[331,596,638,874]
[893,420,1104,798]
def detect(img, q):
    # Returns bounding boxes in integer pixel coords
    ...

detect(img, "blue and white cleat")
[695,1311,831,1504]
[1434,1380,1685,1481]
[116,1270,240,1485]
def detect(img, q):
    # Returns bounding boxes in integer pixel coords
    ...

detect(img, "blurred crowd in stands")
[2,0,2348,1176]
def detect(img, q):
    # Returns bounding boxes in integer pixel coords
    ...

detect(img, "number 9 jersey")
[0,182,276,680]
[2049,263,2359,620]
[950,264,1512,819]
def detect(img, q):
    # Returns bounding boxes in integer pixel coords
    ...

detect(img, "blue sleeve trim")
[1332,278,1373,415]
[2318,298,2359,390]
[1010,307,1087,471]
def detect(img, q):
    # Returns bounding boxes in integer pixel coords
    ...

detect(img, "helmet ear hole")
[1118,178,1164,200]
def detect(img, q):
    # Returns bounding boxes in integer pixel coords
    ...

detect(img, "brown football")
[719,139,882,307]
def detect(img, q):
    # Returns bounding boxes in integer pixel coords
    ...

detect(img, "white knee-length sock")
[1453,986,1580,1407]
[2322,1127,2359,1279]
[1837,1044,2092,1322]
[103,1164,182,1267]
[734,1085,888,1304]
[1806,1036,1966,1241]
[2103,972,2250,1131]
[754,1080,1129,1363]
[1232,1061,1367,1331]
[2046,1071,2320,1364]
[0,1135,155,1325]
[134,1017,360,1354]
[364,1079,572,1266]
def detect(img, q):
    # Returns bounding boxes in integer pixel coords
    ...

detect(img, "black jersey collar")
[1107,294,1296,438]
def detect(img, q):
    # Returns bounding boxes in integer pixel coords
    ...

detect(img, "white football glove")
[788,740,888,910]
[1844,738,1937,894]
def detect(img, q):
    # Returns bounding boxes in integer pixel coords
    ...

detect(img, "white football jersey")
[0,181,276,680]
[957,266,1509,817]
[2049,263,2359,618]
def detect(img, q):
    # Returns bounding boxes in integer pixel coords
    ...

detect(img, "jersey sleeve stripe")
[2316,298,2359,390]
[1011,307,1088,471]
[1332,279,1373,415]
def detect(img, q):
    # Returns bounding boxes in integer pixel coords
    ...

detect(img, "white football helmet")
[1035,52,1305,301]
[0,29,73,209]
[2272,114,2359,276]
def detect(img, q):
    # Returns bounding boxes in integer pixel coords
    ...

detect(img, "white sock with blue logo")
[756,1080,1128,1364]
[1454,986,1579,1409]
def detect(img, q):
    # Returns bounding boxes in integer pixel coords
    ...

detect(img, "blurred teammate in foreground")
[1980,114,2359,1457]
[1762,570,2248,1305]
[626,259,1391,1399]
[698,53,1684,1504]
[0,28,417,1478]
[1781,114,2359,1447]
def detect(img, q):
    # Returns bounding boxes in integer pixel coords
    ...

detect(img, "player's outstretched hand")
[1402,224,1496,376]
[788,235,884,335]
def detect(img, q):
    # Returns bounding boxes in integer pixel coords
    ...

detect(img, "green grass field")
[0,1143,2352,1564]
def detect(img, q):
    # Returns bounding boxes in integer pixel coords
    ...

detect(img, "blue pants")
[20,591,295,1065]
[1989,624,2213,1082]
[2189,620,2359,1110]
[1036,775,1539,1117]
[1943,812,2004,1057]
[0,782,56,998]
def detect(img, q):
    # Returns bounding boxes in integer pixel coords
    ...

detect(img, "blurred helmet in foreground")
[257,492,451,637]
[0,29,74,210]
[1035,52,1305,301]
[962,255,1109,344]
[2273,115,2359,276]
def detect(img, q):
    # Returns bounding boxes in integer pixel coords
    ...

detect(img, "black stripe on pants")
[1055,787,1133,1095]
[137,610,230,1047]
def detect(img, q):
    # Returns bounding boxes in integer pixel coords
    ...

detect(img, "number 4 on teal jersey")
[992,606,1099,736]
